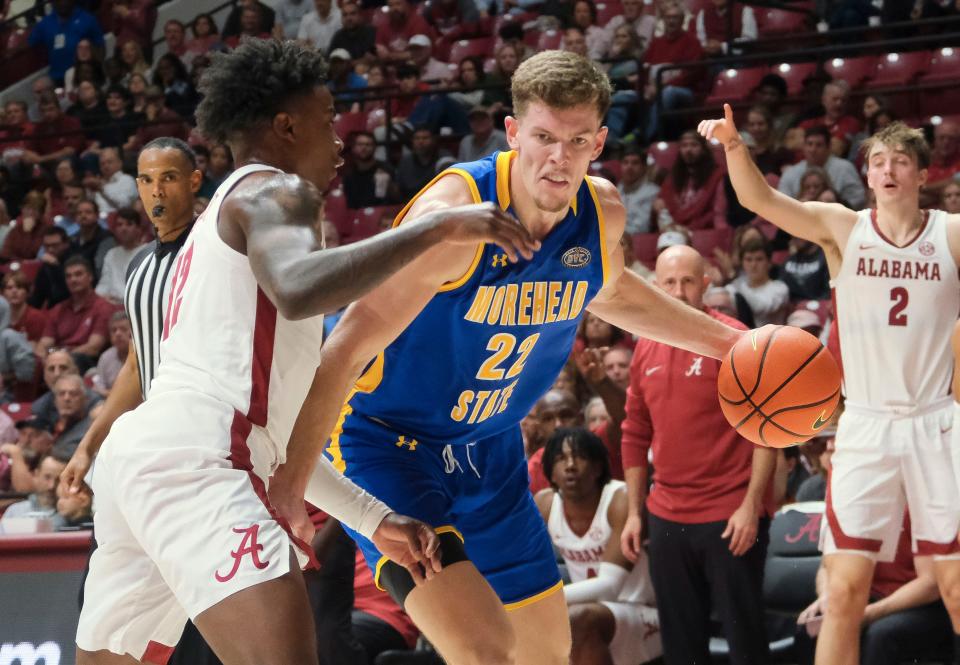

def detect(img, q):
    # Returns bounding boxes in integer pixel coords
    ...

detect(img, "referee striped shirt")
[123,225,193,400]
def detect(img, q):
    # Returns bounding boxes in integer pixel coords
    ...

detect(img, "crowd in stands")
[1,0,960,661]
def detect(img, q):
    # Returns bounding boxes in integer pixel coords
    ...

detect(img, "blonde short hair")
[510,50,612,120]
[861,121,930,169]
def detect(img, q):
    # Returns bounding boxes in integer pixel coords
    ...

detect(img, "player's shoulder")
[533,487,556,520]
[221,171,320,222]
[587,175,625,232]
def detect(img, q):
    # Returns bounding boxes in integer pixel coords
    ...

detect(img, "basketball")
[718,325,842,448]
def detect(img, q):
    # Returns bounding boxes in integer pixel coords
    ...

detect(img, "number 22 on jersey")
[450,332,541,424]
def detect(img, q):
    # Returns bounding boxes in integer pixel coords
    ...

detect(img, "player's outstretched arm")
[62,342,142,493]
[224,173,539,321]
[699,104,856,249]
[272,175,495,561]
[587,178,742,359]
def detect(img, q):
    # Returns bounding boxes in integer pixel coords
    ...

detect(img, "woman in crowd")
[0,192,48,262]
[186,13,222,57]
[43,159,79,222]
[745,105,794,176]
[449,56,486,111]
[64,39,104,97]
[606,24,642,84]
[3,271,47,356]
[482,42,520,115]
[152,53,198,117]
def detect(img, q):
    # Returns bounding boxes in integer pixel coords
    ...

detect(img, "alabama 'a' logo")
[215,524,270,582]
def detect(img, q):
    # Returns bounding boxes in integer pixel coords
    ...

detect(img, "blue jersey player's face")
[505,101,607,214]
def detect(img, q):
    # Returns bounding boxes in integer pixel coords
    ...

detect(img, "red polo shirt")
[926,154,960,185]
[621,308,773,524]
[644,30,704,90]
[42,292,113,348]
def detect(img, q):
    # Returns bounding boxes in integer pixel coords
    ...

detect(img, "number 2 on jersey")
[477,333,541,380]
[889,286,908,326]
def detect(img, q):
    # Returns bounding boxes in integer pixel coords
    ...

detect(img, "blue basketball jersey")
[342,151,608,447]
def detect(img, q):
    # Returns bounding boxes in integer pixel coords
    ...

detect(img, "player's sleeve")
[621,341,653,470]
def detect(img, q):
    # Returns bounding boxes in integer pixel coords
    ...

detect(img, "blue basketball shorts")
[324,413,561,608]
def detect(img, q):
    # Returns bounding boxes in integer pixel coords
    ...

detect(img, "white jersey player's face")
[865,143,928,204]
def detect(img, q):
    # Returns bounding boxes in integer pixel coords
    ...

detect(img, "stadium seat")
[324,188,349,231]
[1,259,42,284]
[757,7,810,35]
[344,205,402,242]
[448,37,496,64]
[647,141,678,171]
[823,55,877,90]
[492,11,537,35]
[919,46,960,85]
[706,66,769,105]
[691,227,733,259]
[537,30,563,51]
[595,1,623,26]
[633,232,659,267]
[334,112,369,141]
[523,28,541,48]
[870,51,929,87]
[1,402,33,424]
[771,61,818,97]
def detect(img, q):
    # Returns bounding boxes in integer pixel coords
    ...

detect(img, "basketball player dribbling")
[75,40,543,665]
[700,105,960,665]
[301,51,744,665]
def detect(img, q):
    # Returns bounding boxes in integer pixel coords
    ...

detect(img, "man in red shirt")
[641,2,704,141]
[620,244,777,665]
[798,81,861,158]
[22,92,86,169]
[375,0,434,63]
[38,255,113,372]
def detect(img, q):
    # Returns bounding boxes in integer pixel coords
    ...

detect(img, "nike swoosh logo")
[859,244,876,250]
[812,410,829,429]
[645,366,662,376]
[942,425,953,435]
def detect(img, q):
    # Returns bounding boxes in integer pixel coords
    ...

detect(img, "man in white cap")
[408,34,453,83]
[297,0,341,53]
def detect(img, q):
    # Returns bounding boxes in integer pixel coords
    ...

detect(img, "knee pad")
[378,530,469,608]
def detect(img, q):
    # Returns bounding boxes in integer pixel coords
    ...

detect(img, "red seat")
[870,51,929,87]
[523,28,541,48]
[647,141,678,171]
[334,112,369,141]
[595,1,623,26]
[757,8,810,35]
[2,402,32,424]
[706,66,769,104]
[770,62,818,97]
[919,47,960,84]
[633,233,659,266]
[492,11,537,35]
[448,37,496,64]
[343,205,402,242]
[537,30,562,51]
[823,55,877,89]
[588,160,621,183]
[324,188,350,231]
[691,227,733,259]
[2,259,42,284]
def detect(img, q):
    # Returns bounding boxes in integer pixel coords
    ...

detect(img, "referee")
[62,137,222,665]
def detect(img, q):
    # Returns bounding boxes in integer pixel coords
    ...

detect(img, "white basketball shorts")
[75,391,311,663]
[600,601,662,665]
[822,399,960,562]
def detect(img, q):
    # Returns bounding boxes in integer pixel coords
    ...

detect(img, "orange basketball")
[718,325,841,448]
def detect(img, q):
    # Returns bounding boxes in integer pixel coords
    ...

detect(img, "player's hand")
[268,483,316,547]
[697,103,740,148]
[721,500,760,556]
[371,512,442,585]
[435,202,541,263]
[574,346,609,386]
[620,513,643,563]
[796,597,823,625]
[63,446,92,494]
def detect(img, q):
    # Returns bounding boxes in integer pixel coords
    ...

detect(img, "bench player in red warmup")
[700,105,960,665]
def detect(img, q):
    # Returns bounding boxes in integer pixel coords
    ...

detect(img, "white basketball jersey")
[548,480,655,605]
[149,164,325,461]
[833,209,959,410]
